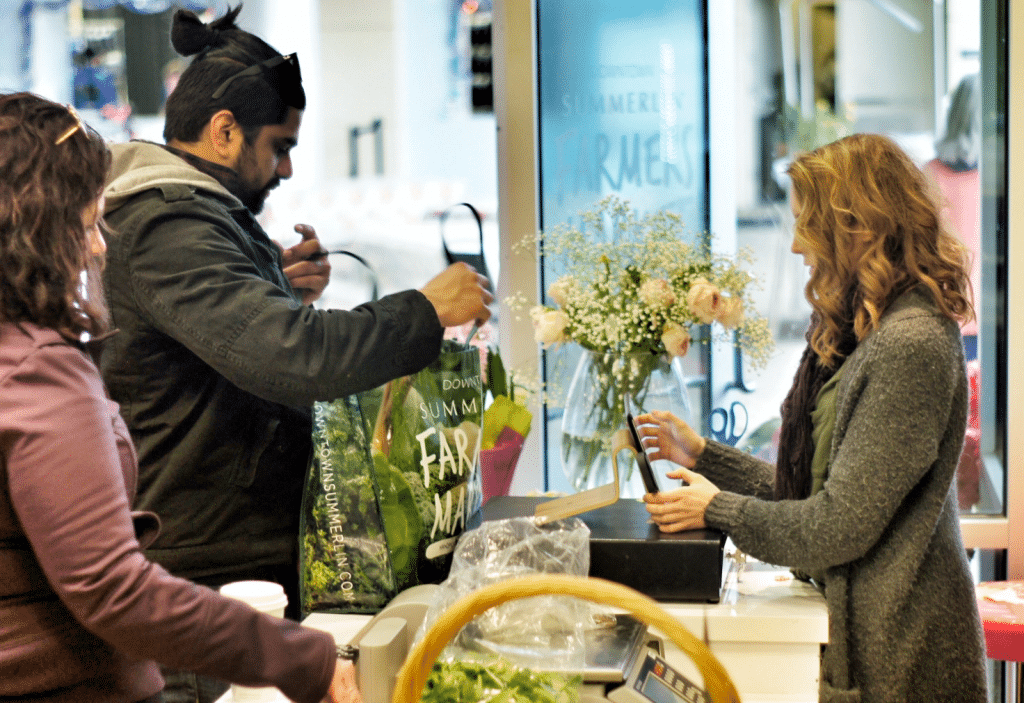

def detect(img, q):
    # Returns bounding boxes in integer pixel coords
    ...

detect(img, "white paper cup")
[219,581,289,701]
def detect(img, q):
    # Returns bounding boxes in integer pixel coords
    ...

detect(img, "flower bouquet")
[518,196,773,492]
[445,323,532,503]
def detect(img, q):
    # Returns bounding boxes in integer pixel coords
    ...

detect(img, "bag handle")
[438,202,489,280]
[391,573,741,703]
[327,249,379,302]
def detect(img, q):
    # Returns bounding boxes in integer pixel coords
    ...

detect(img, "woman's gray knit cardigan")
[698,288,987,702]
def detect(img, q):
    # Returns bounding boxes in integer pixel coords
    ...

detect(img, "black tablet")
[624,394,660,494]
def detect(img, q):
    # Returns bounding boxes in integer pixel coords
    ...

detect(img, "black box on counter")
[479,496,727,603]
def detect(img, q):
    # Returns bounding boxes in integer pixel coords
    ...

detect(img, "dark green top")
[101,141,443,582]
[809,363,844,496]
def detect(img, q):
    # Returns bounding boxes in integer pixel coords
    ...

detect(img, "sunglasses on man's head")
[210,53,304,110]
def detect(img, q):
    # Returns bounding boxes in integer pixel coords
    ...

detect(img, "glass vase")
[560,349,693,499]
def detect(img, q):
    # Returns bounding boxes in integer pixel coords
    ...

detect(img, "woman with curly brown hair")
[0,92,361,703]
[638,133,986,702]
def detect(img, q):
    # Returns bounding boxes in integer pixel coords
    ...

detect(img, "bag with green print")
[300,340,484,615]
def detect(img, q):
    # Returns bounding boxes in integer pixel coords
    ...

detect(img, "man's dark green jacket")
[101,141,442,583]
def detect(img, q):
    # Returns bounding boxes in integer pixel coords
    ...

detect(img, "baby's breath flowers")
[521,196,774,368]
[511,197,774,490]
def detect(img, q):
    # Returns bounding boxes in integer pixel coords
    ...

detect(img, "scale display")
[620,652,709,703]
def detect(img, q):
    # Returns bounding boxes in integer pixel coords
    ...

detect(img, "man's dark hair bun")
[171,5,244,57]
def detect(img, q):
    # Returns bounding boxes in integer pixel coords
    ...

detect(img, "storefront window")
[530,0,1008,524]
[746,0,1005,521]
[535,0,708,495]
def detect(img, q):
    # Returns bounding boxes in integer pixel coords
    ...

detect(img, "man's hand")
[275,224,331,305]
[419,262,494,328]
[325,658,362,703]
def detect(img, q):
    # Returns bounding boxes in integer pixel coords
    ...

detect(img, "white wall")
[734,0,784,212]
[835,0,934,135]
[242,0,327,196]
[396,0,498,205]
[28,2,72,103]
[313,0,498,201]
[318,0,396,181]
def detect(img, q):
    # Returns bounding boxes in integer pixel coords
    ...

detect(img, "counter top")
[660,554,828,645]
[299,554,828,703]
[300,556,827,646]
[652,553,827,702]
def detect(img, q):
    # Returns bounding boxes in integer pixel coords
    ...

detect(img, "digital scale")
[305,583,712,703]
[613,652,710,703]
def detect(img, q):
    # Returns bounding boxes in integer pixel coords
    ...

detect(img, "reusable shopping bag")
[300,340,484,614]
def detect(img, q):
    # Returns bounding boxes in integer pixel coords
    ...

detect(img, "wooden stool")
[977,581,1024,702]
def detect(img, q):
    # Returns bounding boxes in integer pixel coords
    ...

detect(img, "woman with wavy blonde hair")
[638,134,987,701]
[789,132,973,367]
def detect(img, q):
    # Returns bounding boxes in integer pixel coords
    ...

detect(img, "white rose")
[716,295,744,329]
[546,276,575,308]
[661,322,692,358]
[686,278,721,324]
[531,307,569,346]
[639,278,676,310]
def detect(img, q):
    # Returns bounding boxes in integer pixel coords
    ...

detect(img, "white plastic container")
[218,581,289,702]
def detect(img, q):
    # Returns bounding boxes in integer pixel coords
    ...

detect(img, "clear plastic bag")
[414,516,601,672]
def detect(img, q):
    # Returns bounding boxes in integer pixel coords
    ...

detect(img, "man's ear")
[208,109,243,161]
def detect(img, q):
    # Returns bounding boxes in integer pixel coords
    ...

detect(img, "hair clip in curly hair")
[55,104,84,145]
[210,53,304,110]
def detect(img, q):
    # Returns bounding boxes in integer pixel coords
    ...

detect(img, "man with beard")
[100,7,491,702]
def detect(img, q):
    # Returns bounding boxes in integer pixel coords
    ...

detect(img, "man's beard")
[235,143,279,214]
[235,177,278,215]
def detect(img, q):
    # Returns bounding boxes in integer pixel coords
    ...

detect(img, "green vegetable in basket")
[421,659,581,703]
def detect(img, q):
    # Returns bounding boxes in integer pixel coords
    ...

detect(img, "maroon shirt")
[0,322,335,702]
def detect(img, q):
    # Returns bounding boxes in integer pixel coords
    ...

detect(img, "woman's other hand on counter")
[644,467,720,532]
